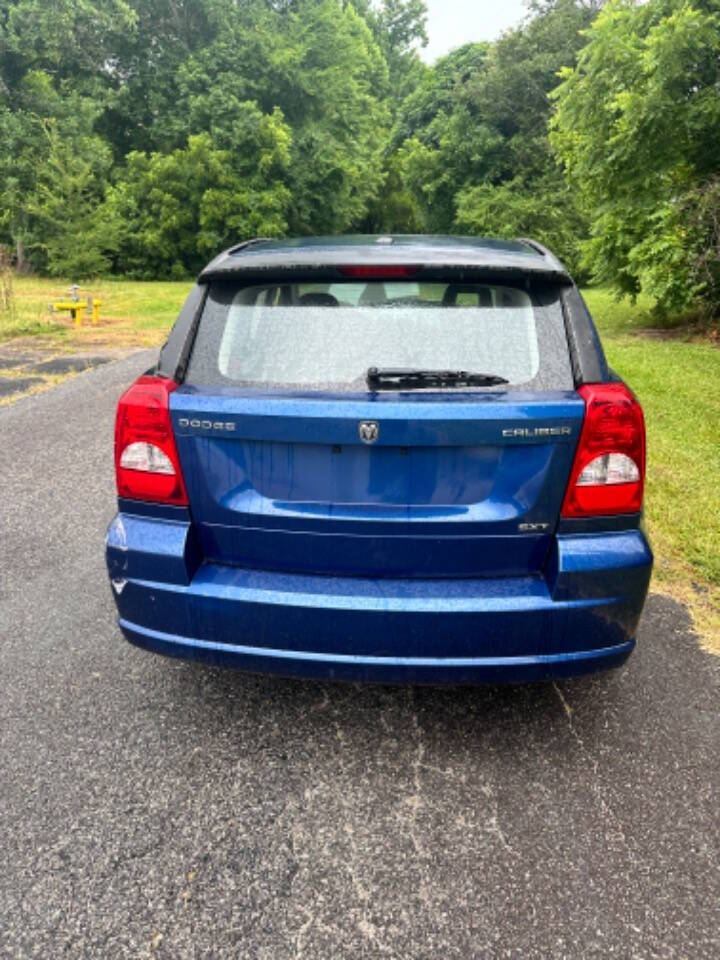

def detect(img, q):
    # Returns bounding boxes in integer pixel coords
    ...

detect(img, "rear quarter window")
[185,280,574,392]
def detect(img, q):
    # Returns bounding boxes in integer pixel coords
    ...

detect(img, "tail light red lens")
[562,383,646,517]
[114,375,188,505]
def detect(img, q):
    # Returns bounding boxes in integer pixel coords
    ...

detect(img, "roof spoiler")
[198,236,573,284]
[517,237,570,276]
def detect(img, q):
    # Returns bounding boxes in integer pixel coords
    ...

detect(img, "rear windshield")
[186,280,573,391]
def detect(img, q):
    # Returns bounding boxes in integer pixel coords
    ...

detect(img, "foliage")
[387,1,596,272]
[105,123,292,278]
[368,0,429,102]
[0,69,112,269]
[551,0,720,315]
[0,0,719,320]
[455,172,587,271]
[26,124,121,277]
[159,0,393,237]
[0,0,400,273]
[0,245,15,318]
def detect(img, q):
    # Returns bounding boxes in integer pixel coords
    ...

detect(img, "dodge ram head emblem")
[358,420,379,444]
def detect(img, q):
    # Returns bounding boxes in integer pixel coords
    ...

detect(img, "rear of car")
[106,236,652,683]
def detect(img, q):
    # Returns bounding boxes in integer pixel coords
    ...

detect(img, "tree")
[25,124,120,277]
[0,108,35,269]
[0,0,136,87]
[105,118,292,277]
[388,2,596,270]
[370,0,428,102]
[455,172,586,269]
[0,0,135,267]
[166,0,392,234]
[0,0,395,271]
[0,67,116,270]
[551,0,720,313]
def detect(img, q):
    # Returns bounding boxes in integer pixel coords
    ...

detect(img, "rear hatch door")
[171,389,583,577]
[171,275,582,578]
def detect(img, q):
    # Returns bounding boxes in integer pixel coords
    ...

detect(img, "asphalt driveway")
[0,352,718,959]
[0,343,118,400]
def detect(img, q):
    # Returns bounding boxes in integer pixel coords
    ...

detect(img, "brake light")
[114,375,188,505]
[338,265,420,279]
[561,383,645,517]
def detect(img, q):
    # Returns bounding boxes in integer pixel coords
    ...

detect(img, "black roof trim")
[560,286,609,385]
[226,237,277,255]
[197,235,572,283]
[517,237,569,275]
[156,282,207,380]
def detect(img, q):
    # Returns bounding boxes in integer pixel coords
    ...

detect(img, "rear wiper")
[366,367,509,389]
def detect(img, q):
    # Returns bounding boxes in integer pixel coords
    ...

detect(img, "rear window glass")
[186,281,573,391]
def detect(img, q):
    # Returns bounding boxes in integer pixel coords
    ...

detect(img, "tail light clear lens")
[576,452,640,486]
[119,441,175,474]
[114,375,188,505]
[562,383,646,517]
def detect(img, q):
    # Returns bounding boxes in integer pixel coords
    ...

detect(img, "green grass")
[584,288,720,648]
[0,275,189,347]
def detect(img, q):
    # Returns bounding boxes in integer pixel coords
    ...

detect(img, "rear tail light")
[562,383,645,517]
[114,375,188,505]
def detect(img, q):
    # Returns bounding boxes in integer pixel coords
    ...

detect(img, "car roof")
[198,235,571,283]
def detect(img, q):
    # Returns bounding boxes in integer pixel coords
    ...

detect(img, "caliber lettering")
[502,426,572,438]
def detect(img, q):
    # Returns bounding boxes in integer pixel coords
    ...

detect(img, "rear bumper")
[120,619,635,684]
[106,512,652,684]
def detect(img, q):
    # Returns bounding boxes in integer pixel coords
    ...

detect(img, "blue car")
[106,235,652,683]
